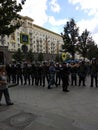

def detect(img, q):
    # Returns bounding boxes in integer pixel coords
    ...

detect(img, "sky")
[18,0,98,44]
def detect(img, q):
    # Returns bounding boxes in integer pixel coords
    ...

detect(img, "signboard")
[62,52,66,61]
[20,33,29,44]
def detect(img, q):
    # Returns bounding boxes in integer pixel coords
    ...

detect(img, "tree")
[26,49,34,62]
[87,44,98,61]
[55,54,62,62]
[12,48,24,62]
[61,18,79,60]
[37,53,44,62]
[77,29,95,60]
[0,0,26,36]
[0,0,26,64]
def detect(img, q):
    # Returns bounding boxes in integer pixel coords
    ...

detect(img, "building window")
[18,44,20,47]
[17,38,20,42]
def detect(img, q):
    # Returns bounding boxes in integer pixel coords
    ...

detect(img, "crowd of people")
[5,58,98,90]
[0,58,98,105]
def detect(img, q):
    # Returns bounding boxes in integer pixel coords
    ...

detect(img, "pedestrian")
[60,62,70,92]
[78,61,87,86]
[23,62,28,85]
[16,63,23,85]
[90,58,98,87]
[31,63,36,85]
[11,62,17,83]
[55,63,61,86]
[42,62,49,87]
[70,61,78,86]
[5,63,12,83]
[0,65,14,106]
[48,62,57,89]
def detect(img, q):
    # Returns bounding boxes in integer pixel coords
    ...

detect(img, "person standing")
[48,62,57,89]
[70,62,78,86]
[11,63,17,84]
[0,65,14,106]
[90,59,98,87]
[23,62,28,85]
[55,63,61,86]
[60,62,70,92]
[16,63,23,85]
[42,62,49,87]
[31,63,36,86]
[78,61,87,86]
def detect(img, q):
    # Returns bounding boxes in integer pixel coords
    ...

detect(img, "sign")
[20,33,29,44]
[62,52,66,61]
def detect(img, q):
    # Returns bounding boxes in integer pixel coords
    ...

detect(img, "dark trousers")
[0,88,11,104]
[48,73,57,88]
[42,74,49,86]
[12,74,16,83]
[31,74,35,85]
[56,74,61,85]
[79,76,86,86]
[71,73,77,86]
[61,77,69,91]
[91,75,97,87]
[17,75,23,85]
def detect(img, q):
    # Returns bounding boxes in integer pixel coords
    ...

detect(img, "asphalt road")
[0,76,98,130]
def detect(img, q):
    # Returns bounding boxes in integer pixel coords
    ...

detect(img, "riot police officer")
[60,62,70,92]
[90,58,98,87]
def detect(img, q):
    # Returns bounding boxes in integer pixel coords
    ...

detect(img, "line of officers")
[5,58,98,92]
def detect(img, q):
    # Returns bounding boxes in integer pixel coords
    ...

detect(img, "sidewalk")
[0,77,98,130]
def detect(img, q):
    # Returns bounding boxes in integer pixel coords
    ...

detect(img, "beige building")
[0,16,64,56]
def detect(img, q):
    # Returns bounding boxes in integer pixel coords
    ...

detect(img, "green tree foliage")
[61,18,79,60]
[55,54,62,62]
[26,49,34,62]
[77,29,96,60]
[38,53,44,62]
[12,48,24,62]
[87,44,98,60]
[0,0,26,36]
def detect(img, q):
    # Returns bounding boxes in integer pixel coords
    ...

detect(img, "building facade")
[0,16,64,63]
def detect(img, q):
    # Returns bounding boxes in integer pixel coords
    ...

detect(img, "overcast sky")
[18,0,98,44]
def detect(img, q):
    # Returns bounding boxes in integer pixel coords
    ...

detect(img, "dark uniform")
[42,62,49,87]
[11,64,17,83]
[16,63,23,85]
[78,61,87,86]
[37,64,43,86]
[23,63,28,85]
[55,63,61,86]
[90,59,98,87]
[60,63,70,92]
[70,62,78,86]
[6,64,12,83]
[48,62,57,89]
[31,63,36,85]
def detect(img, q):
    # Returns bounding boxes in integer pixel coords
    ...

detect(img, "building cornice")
[33,24,62,37]
[21,15,34,22]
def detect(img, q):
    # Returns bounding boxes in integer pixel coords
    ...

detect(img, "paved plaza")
[0,76,98,130]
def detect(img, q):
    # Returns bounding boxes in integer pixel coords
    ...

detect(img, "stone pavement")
[0,76,98,130]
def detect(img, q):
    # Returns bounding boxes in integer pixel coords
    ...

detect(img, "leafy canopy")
[0,0,26,36]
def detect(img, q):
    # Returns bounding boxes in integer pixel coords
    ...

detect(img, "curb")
[8,83,18,88]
